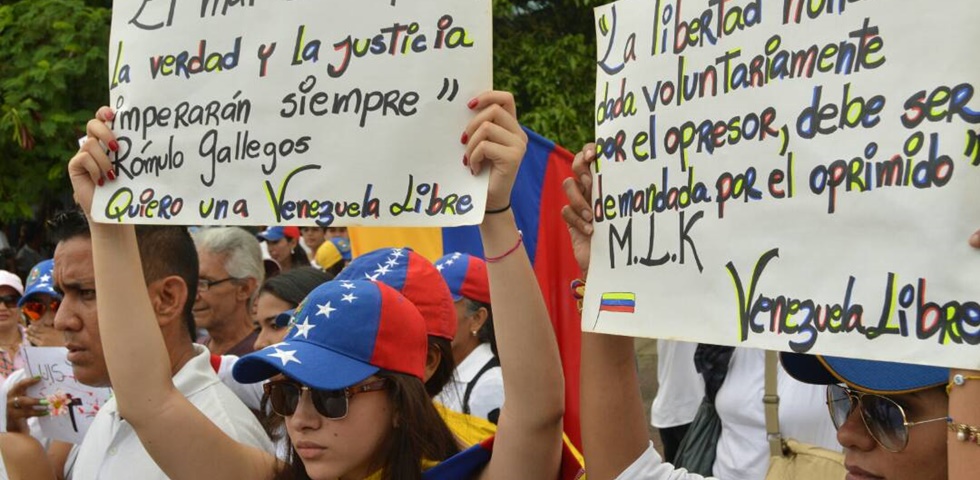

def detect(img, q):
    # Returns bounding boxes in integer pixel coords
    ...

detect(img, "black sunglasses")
[826,384,947,452]
[263,378,387,419]
[0,295,19,308]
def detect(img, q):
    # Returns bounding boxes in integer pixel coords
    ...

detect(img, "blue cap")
[233,279,428,390]
[781,352,949,394]
[257,226,300,242]
[18,260,60,307]
[435,253,491,304]
[331,237,352,262]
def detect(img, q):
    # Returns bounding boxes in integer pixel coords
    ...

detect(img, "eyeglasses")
[21,298,60,321]
[198,277,238,292]
[0,295,19,308]
[263,378,387,419]
[826,384,948,452]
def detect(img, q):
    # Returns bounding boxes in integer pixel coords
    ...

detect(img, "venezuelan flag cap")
[781,353,948,395]
[233,280,427,390]
[435,252,491,305]
[336,248,456,341]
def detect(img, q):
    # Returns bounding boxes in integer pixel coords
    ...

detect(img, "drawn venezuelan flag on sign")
[599,292,637,313]
[348,127,584,452]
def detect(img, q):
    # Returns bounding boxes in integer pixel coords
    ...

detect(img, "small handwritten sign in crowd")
[584,0,980,369]
[93,0,492,227]
[24,347,112,444]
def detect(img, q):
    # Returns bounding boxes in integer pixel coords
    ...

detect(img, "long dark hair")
[273,372,461,480]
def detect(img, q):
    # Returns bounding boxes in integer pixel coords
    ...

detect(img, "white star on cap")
[391,249,405,259]
[340,281,356,290]
[445,259,455,266]
[292,317,316,338]
[452,253,462,260]
[436,263,445,271]
[385,258,399,268]
[341,293,358,303]
[365,272,380,281]
[316,301,336,318]
[374,264,391,276]
[268,347,301,366]
[40,274,51,283]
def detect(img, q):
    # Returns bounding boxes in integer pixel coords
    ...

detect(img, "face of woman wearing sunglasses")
[280,375,394,479]
[835,386,947,480]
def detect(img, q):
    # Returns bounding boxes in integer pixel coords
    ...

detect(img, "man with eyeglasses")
[48,210,273,479]
[192,227,264,356]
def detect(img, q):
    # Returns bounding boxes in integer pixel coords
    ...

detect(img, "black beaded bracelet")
[485,203,511,215]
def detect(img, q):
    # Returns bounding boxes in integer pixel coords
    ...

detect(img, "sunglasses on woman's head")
[826,384,948,452]
[21,298,60,322]
[263,378,388,419]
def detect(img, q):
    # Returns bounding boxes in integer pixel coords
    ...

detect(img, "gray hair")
[192,227,264,294]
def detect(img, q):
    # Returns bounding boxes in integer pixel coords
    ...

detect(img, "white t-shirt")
[650,340,704,429]
[70,345,274,479]
[712,348,839,480]
[434,343,504,423]
[615,441,714,480]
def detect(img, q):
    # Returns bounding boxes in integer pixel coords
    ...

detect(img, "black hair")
[261,267,333,306]
[49,208,199,340]
[463,299,497,356]
[424,336,456,398]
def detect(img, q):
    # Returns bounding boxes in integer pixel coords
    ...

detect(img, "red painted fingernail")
[463,155,469,166]
[461,132,469,144]
[97,177,105,187]
[106,110,115,121]
[108,140,119,152]
[467,98,478,109]
[106,170,116,181]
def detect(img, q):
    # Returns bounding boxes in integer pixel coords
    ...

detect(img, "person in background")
[325,226,349,240]
[14,222,44,282]
[0,271,27,381]
[313,236,352,276]
[650,340,703,464]
[257,227,308,274]
[192,227,264,356]
[299,227,327,260]
[433,252,504,424]
[253,267,333,352]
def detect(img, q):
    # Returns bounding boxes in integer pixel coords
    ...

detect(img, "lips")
[65,343,89,364]
[293,440,327,459]
[846,464,884,480]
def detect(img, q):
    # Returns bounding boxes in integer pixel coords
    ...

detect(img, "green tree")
[494,0,606,151]
[0,0,110,221]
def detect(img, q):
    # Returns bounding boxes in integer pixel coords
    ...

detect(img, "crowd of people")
[0,52,973,480]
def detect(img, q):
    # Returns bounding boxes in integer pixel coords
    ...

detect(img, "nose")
[53,298,79,333]
[836,403,877,452]
[286,389,323,433]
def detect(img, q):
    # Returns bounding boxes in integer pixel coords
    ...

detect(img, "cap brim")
[781,352,948,394]
[17,289,61,307]
[232,339,379,390]
[257,233,284,242]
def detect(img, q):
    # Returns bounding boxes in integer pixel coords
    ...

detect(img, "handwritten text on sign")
[25,347,113,444]
[584,0,980,369]
[94,0,492,227]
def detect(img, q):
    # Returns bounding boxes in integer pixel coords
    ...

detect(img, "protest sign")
[585,0,980,369]
[93,0,491,227]
[24,347,112,444]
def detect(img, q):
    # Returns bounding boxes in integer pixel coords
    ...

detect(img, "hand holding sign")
[70,107,119,217]
[5,375,49,433]
[561,144,598,277]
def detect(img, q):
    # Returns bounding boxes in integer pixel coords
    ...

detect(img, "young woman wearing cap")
[261,227,310,274]
[253,267,335,352]
[67,90,565,479]
[432,253,504,425]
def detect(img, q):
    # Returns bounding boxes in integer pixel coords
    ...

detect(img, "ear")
[467,306,489,335]
[147,276,189,328]
[423,343,442,382]
[235,277,258,303]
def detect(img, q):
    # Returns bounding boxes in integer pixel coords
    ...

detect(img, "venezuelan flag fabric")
[349,127,584,452]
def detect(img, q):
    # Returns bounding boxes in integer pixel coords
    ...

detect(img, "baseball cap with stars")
[335,248,456,341]
[18,259,60,307]
[232,279,428,390]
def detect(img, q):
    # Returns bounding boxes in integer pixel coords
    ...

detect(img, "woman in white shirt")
[433,253,504,424]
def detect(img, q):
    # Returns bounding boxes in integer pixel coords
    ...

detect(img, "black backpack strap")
[462,356,501,416]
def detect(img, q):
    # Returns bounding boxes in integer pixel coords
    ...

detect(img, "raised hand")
[561,143,597,277]
[68,106,119,214]
[463,91,527,212]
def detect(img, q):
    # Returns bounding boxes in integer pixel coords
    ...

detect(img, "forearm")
[479,210,565,426]
[581,332,651,480]
[89,223,175,421]
[948,368,980,479]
